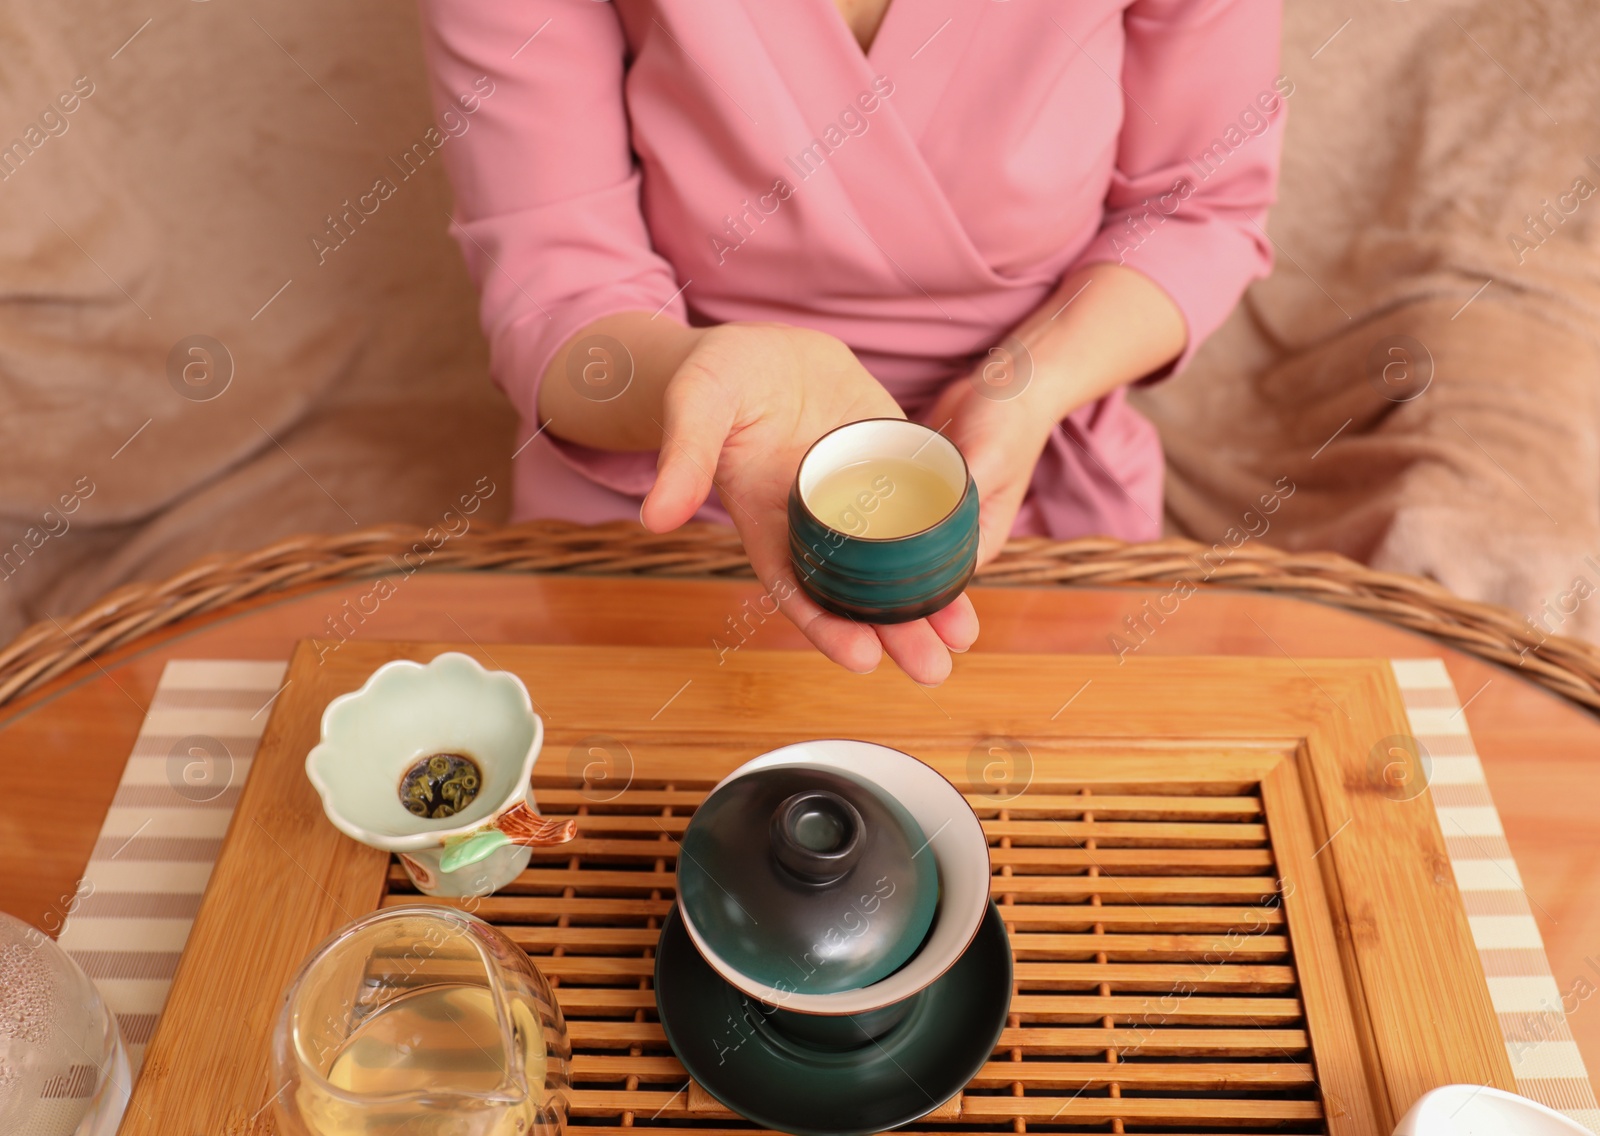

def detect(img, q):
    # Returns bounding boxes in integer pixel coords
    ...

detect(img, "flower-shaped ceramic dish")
[305,652,574,897]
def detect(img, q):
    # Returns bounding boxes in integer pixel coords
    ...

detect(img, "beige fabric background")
[1,0,1597,645]
[1135,0,1600,643]
[0,0,515,645]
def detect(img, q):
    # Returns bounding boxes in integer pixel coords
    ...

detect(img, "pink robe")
[417,0,1284,540]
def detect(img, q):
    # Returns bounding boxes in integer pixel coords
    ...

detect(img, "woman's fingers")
[927,592,979,653]
[789,600,885,675]
[641,365,733,532]
[736,495,884,674]
[967,444,1030,567]
[975,498,1013,567]
[875,619,954,686]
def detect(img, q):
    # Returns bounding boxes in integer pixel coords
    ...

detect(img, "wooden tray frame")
[116,642,1514,1135]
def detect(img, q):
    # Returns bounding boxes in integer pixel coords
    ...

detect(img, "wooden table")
[3,572,1597,1088]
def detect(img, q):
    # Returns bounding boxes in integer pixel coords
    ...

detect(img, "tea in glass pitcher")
[271,906,568,1136]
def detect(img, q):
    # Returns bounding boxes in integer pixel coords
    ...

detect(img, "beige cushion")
[0,0,513,640]
[1136,0,1600,639]
[3,0,1597,644]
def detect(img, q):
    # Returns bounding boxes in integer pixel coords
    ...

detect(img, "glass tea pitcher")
[0,912,129,1136]
[271,906,568,1136]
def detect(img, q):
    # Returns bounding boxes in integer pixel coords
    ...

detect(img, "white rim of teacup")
[678,738,991,1015]
[304,652,543,852]
[1394,1084,1594,1135]
[794,418,972,542]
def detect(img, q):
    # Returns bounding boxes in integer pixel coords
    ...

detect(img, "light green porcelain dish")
[304,651,574,897]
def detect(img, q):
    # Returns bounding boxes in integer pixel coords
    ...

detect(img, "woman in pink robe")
[417,0,1284,684]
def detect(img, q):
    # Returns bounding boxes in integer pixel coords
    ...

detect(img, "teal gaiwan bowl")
[787,418,979,624]
[676,765,938,998]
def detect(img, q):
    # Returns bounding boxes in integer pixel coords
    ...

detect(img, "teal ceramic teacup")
[788,419,979,624]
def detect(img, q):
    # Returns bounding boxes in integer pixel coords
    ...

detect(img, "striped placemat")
[51,656,1599,1131]
[1392,658,1600,1131]
[55,659,288,1075]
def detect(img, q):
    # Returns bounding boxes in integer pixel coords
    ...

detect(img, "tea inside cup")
[796,419,969,541]
[788,420,980,623]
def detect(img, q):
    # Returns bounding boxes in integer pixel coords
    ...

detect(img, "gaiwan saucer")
[655,902,1012,1136]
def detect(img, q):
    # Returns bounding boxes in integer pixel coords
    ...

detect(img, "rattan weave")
[1,521,1595,712]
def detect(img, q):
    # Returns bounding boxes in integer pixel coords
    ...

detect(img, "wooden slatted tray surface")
[118,644,1516,1136]
[387,782,1320,1134]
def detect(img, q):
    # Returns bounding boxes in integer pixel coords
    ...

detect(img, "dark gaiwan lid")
[677,766,939,996]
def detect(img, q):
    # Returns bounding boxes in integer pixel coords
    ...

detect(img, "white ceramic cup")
[305,652,575,897]
[1392,1085,1593,1135]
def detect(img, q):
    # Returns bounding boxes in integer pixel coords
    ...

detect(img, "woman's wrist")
[1011,351,1104,429]
[536,312,708,452]
[996,262,1188,425]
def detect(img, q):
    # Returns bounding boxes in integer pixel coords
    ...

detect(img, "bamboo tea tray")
[119,642,1515,1135]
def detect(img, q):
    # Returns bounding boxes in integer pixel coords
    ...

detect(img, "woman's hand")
[921,263,1192,564]
[922,363,1056,567]
[640,322,978,684]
